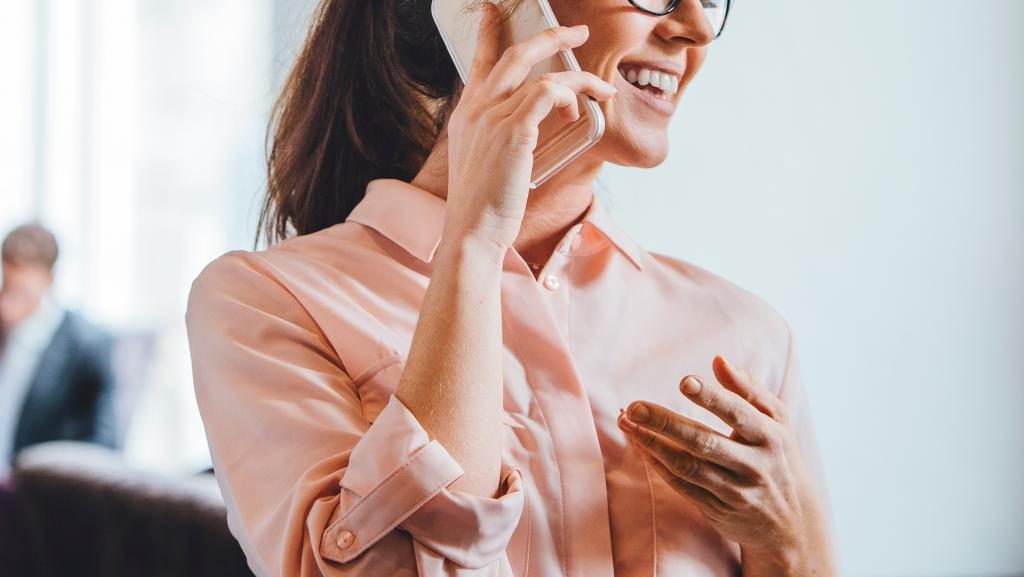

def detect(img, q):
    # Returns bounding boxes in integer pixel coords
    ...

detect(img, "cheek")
[549,1,648,81]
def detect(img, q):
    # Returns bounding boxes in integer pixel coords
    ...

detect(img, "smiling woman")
[185,0,838,576]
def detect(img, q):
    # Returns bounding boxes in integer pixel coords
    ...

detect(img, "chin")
[594,123,670,169]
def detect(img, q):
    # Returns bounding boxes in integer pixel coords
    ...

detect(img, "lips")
[613,63,682,117]
[617,65,681,100]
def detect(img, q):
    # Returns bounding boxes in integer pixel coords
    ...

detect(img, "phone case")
[431,0,606,189]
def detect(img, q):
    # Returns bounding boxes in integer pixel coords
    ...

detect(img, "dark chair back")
[12,442,254,577]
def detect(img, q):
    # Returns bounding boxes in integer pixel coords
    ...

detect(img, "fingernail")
[572,24,589,35]
[628,403,649,423]
[721,355,734,370]
[681,376,702,395]
[617,412,638,432]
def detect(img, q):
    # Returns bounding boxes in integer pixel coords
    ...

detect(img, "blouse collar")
[346,179,645,271]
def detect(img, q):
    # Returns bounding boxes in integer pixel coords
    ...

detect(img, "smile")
[616,65,681,101]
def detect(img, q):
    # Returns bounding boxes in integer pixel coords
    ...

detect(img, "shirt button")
[543,275,560,291]
[336,530,356,549]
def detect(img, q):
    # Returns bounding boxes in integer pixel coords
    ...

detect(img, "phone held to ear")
[432,0,606,189]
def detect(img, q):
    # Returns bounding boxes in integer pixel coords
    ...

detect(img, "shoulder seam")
[225,251,347,375]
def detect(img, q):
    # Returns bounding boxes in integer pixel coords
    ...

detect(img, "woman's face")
[549,0,717,168]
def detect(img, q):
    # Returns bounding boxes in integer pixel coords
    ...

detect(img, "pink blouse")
[186,178,833,577]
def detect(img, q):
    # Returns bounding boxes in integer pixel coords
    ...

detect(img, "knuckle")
[464,105,484,122]
[543,27,561,42]
[536,79,560,96]
[733,488,756,510]
[695,431,718,456]
[677,455,701,480]
[744,458,769,485]
[502,44,524,61]
[725,404,745,428]
[701,390,718,412]
[650,413,671,435]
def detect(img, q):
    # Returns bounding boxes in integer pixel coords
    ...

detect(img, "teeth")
[619,65,680,97]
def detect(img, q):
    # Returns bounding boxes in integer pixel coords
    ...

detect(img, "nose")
[655,0,716,47]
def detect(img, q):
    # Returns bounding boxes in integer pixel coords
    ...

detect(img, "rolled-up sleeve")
[185,253,524,577]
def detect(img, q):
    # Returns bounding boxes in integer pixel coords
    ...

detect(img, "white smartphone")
[431,0,606,189]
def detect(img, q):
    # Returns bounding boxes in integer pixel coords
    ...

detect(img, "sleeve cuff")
[402,465,524,569]
[319,395,524,569]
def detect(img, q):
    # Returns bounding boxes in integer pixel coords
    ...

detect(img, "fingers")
[499,71,616,124]
[507,79,582,128]
[645,454,728,512]
[467,2,502,89]
[711,355,789,424]
[485,24,591,98]
[620,402,753,473]
[678,375,771,444]
[620,415,741,505]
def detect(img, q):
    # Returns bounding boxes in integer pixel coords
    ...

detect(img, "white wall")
[601,1,1024,576]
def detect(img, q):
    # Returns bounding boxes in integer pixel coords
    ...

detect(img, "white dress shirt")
[0,294,66,477]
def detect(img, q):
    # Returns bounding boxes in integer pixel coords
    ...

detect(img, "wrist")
[437,229,510,268]
[741,537,836,577]
[741,546,801,577]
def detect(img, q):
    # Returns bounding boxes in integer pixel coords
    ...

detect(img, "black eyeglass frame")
[626,0,732,39]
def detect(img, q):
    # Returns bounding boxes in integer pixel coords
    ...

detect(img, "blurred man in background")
[0,223,117,479]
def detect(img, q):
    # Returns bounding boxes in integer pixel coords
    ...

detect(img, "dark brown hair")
[257,0,468,245]
[2,223,59,271]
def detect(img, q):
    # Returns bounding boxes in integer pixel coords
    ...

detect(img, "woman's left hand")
[617,355,836,576]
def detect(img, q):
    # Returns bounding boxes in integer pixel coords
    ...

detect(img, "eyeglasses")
[627,0,732,40]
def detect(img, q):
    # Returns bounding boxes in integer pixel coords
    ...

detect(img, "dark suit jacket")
[11,311,118,459]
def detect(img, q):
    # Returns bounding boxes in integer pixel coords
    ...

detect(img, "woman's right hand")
[441,1,617,252]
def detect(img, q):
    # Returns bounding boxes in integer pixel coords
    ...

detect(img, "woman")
[186,0,838,575]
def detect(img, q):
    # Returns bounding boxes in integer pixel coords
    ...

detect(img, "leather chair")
[11,441,254,577]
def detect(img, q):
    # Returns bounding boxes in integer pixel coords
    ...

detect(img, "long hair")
[257,0,466,245]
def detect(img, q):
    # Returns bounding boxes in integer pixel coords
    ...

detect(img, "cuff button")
[336,530,356,549]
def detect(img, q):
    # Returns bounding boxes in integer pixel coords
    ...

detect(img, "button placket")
[501,254,616,577]
[536,222,583,293]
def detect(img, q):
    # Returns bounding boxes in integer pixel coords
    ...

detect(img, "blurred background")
[1,1,1021,576]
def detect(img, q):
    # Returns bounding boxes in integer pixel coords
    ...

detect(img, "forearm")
[395,232,507,498]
